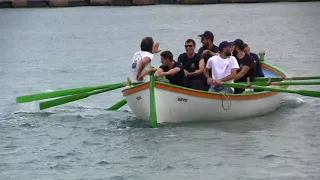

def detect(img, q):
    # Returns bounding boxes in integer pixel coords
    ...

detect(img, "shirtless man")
[131,37,160,83]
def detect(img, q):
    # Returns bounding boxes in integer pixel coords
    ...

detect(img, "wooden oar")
[256,76,320,82]
[240,80,320,86]
[39,84,125,110]
[107,99,127,111]
[17,82,126,103]
[223,82,320,98]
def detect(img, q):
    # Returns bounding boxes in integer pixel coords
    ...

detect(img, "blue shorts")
[208,85,234,94]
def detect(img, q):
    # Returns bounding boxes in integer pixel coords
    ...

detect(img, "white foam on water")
[17,101,41,113]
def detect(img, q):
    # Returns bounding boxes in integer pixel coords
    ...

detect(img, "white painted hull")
[122,62,288,124]
[124,85,282,123]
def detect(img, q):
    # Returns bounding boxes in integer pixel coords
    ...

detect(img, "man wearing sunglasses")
[198,30,219,57]
[177,39,206,90]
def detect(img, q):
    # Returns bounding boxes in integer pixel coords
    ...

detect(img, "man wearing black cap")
[203,41,239,93]
[231,39,244,56]
[244,43,264,77]
[232,39,256,93]
[198,30,219,57]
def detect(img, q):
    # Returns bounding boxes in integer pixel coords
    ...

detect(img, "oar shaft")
[107,99,127,111]
[256,76,320,82]
[271,81,320,86]
[223,82,320,97]
[239,81,320,86]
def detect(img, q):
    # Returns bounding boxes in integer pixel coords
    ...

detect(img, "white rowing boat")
[122,59,288,124]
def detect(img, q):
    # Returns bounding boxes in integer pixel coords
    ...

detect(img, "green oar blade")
[107,99,127,111]
[39,84,126,110]
[16,82,125,103]
[17,87,93,103]
[40,93,90,110]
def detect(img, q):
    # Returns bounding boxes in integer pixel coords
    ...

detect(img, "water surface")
[1,2,320,180]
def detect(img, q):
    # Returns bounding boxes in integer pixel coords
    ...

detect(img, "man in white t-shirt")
[131,37,160,83]
[203,41,239,93]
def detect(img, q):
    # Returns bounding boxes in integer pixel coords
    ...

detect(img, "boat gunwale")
[122,62,289,100]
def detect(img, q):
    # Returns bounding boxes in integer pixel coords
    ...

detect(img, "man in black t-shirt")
[155,51,186,87]
[244,43,264,77]
[178,39,201,75]
[178,39,205,90]
[197,31,219,57]
[233,40,255,93]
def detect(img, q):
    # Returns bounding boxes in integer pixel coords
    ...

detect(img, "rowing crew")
[131,31,264,94]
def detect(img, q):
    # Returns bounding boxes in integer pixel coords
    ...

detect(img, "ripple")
[66,150,82,156]
[96,161,123,166]
[130,156,148,159]
[109,176,124,180]
[162,165,174,170]
[4,144,21,149]
[261,154,280,159]
[18,123,36,128]
[82,141,103,146]
[97,161,111,165]
[14,111,55,117]
[92,129,109,135]
[279,97,306,109]
[49,164,72,170]
[53,155,68,159]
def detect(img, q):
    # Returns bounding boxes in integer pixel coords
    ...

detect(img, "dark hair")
[140,37,154,53]
[237,43,246,51]
[160,50,173,61]
[243,43,248,48]
[185,39,196,45]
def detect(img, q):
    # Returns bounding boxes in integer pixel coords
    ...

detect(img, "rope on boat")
[220,92,232,110]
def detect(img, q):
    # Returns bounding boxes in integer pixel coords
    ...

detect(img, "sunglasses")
[184,45,193,48]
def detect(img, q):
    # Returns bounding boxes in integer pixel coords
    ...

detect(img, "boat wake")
[277,96,306,111]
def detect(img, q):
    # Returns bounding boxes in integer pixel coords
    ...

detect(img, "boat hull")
[122,62,287,124]
[123,83,283,123]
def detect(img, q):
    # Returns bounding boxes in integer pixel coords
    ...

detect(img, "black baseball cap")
[233,39,244,46]
[198,31,214,39]
[219,41,233,52]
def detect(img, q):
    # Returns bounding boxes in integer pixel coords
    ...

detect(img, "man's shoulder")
[194,53,201,59]
[178,52,187,56]
[228,55,237,61]
[250,52,260,60]
[245,54,255,61]
[198,46,204,53]
[208,55,219,61]
[211,45,219,53]
[159,64,169,71]
[174,61,184,68]
[139,51,153,58]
